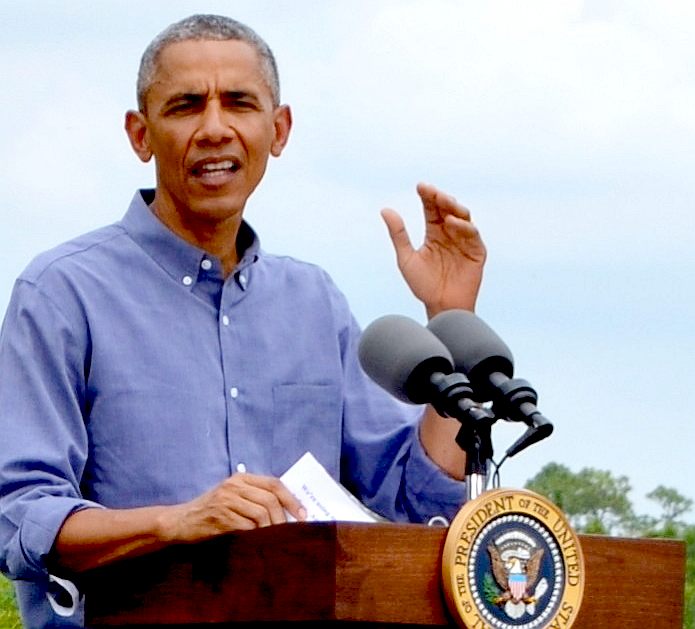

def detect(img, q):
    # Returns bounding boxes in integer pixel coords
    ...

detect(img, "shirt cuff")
[7,496,103,580]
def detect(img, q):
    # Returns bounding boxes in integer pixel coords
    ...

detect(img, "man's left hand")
[381,183,486,318]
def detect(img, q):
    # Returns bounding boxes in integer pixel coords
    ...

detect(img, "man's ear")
[270,105,292,157]
[124,110,153,163]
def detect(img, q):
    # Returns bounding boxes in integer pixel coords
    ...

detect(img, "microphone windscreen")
[358,315,453,403]
[427,310,514,380]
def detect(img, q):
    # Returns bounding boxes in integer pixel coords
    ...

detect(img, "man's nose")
[195,103,233,145]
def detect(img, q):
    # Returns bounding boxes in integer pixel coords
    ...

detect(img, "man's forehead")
[155,39,264,80]
[150,39,270,96]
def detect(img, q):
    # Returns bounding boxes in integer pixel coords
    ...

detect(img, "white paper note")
[280,452,382,523]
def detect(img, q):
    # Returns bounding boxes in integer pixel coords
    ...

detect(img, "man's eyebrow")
[221,90,259,101]
[161,91,260,107]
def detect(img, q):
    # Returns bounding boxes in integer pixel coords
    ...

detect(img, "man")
[0,14,486,628]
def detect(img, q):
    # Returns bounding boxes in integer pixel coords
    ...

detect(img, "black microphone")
[357,315,495,427]
[427,309,553,458]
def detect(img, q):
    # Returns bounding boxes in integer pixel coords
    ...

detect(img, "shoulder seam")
[26,225,127,283]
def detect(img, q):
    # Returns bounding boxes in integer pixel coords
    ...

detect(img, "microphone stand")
[427,372,496,501]
[455,414,494,501]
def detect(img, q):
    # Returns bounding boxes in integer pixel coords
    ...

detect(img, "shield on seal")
[509,572,527,601]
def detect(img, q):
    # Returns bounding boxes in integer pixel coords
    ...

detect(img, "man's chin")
[187,199,246,223]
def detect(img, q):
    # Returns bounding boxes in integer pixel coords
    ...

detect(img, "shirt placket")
[219,267,253,477]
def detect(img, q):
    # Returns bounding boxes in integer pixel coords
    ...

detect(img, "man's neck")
[150,199,242,277]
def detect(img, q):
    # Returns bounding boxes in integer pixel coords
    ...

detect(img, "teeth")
[201,161,236,172]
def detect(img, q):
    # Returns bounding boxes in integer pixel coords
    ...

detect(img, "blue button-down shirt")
[0,190,466,627]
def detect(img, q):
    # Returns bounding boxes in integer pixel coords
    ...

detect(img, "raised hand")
[381,183,486,318]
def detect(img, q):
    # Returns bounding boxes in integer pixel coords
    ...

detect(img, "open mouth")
[191,158,241,180]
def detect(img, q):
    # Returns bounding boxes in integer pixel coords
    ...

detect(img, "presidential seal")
[442,488,584,629]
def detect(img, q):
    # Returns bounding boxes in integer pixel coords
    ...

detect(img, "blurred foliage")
[0,576,20,629]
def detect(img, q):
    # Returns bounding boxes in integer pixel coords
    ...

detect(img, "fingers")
[237,474,309,525]
[443,213,482,242]
[384,184,472,242]
[380,186,482,268]
[174,473,307,542]
[416,182,472,223]
[249,474,307,523]
[380,207,413,265]
[223,474,298,527]
[417,182,485,256]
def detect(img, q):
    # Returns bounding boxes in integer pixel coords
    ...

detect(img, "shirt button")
[182,275,193,286]
[239,274,247,287]
[222,315,230,326]
[236,462,247,474]
[201,259,212,271]
[230,387,239,399]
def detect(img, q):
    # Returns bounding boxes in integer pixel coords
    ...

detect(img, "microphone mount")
[421,371,496,479]
[486,374,554,458]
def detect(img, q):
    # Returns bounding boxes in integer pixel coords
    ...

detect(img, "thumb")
[380,208,413,264]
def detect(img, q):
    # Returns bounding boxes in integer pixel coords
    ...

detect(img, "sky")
[1,0,694,519]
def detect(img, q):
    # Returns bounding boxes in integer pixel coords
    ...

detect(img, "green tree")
[647,485,693,530]
[525,463,633,534]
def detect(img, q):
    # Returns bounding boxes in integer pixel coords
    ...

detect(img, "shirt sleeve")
[335,300,467,524]
[0,279,102,581]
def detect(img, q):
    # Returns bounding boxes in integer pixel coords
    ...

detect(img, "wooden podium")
[82,522,686,628]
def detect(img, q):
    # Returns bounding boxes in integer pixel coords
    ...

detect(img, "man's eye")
[166,101,200,114]
[170,105,192,113]
[226,100,256,110]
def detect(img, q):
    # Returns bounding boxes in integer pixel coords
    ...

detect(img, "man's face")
[127,39,290,225]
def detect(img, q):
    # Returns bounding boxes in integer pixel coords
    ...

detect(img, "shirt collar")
[120,189,260,289]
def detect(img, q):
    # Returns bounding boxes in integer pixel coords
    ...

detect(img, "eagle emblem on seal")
[488,542,544,605]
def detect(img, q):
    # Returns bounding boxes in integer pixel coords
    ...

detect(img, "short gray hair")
[136,14,280,111]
